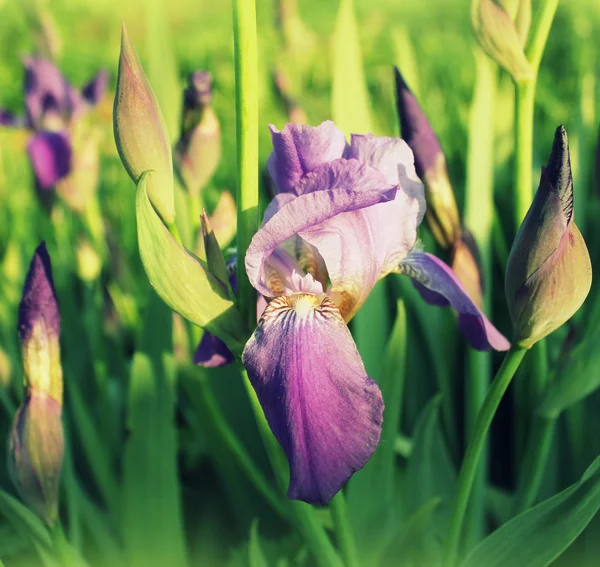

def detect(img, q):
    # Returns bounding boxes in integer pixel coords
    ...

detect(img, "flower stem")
[232,0,259,330]
[514,78,535,229]
[463,47,497,547]
[443,346,528,567]
[330,492,360,567]
[241,370,344,567]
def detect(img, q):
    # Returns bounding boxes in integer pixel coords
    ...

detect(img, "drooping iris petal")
[400,252,510,351]
[27,131,71,190]
[246,160,397,301]
[349,133,426,224]
[267,121,347,194]
[194,332,235,368]
[242,292,384,505]
[82,70,109,105]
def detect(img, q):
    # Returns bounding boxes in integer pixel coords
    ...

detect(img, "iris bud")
[8,390,64,526]
[452,231,484,310]
[9,243,64,525]
[174,71,221,197]
[506,126,592,348]
[114,23,175,223]
[394,68,460,249]
[200,210,230,289]
[18,243,62,401]
[471,0,533,82]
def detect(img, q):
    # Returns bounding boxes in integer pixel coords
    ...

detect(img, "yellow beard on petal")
[287,293,322,319]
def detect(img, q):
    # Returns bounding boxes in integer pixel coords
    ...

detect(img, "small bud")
[8,390,64,526]
[506,126,592,348]
[205,190,237,249]
[114,23,175,223]
[174,71,221,197]
[76,238,102,282]
[451,231,484,310]
[471,0,533,83]
[19,243,62,402]
[394,68,461,249]
[200,210,230,289]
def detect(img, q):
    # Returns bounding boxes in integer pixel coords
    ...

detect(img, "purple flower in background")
[0,56,107,207]
[237,121,509,505]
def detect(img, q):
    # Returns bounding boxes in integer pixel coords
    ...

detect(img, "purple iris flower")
[0,56,107,193]
[237,121,510,505]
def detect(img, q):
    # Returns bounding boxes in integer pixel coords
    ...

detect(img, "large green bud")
[113,23,175,223]
[506,126,592,348]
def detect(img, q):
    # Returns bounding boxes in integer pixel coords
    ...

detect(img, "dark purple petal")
[267,121,347,194]
[349,133,426,224]
[246,160,397,301]
[242,290,383,505]
[82,69,109,105]
[394,68,443,179]
[194,332,235,368]
[19,243,60,345]
[0,108,21,127]
[401,252,510,351]
[27,131,71,190]
[23,56,70,128]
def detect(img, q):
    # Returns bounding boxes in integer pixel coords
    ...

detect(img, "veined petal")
[27,131,71,190]
[242,291,383,505]
[267,121,347,194]
[246,161,397,300]
[401,252,510,351]
[349,133,426,224]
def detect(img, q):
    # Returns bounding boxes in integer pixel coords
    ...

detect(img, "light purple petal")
[349,133,426,225]
[23,56,70,128]
[27,131,71,190]
[194,332,235,368]
[267,121,347,194]
[401,252,510,351]
[242,291,383,505]
[246,160,397,302]
[82,69,109,105]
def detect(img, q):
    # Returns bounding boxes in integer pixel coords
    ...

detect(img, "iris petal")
[194,332,235,368]
[246,160,397,301]
[267,121,347,194]
[349,133,426,224]
[27,131,72,190]
[242,292,383,505]
[401,252,510,351]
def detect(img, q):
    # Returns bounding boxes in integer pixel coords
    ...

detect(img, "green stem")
[241,370,343,567]
[514,79,535,229]
[463,47,497,548]
[330,492,360,567]
[443,347,528,567]
[525,0,560,73]
[232,0,259,330]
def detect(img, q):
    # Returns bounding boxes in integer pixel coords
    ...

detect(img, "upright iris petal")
[27,131,72,190]
[242,275,383,505]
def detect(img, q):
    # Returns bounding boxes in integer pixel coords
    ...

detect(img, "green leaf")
[331,0,373,135]
[136,172,248,354]
[538,331,600,418]
[0,489,51,549]
[249,520,270,567]
[347,301,406,560]
[461,456,600,567]
[402,395,455,520]
[122,293,188,567]
[380,498,441,567]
